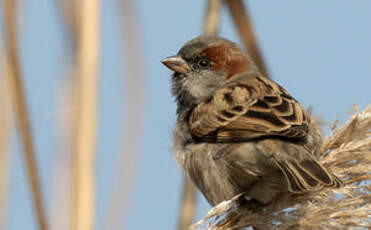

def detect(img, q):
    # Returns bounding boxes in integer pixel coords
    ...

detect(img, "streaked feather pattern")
[189,74,309,142]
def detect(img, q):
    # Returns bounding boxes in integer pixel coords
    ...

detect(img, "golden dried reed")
[2,0,49,229]
[0,56,11,229]
[203,0,223,36]
[69,0,100,229]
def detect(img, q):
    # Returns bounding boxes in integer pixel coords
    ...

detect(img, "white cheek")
[183,71,224,99]
[185,81,208,98]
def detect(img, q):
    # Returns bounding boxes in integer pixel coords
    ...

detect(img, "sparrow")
[161,36,342,206]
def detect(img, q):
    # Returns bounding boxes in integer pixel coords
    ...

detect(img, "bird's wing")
[189,74,309,142]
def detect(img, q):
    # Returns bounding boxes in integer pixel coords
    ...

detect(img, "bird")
[161,35,342,206]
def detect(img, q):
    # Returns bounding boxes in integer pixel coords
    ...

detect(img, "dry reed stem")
[321,105,371,153]
[51,74,77,230]
[0,56,11,229]
[191,104,371,230]
[50,1,81,229]
[51,1,82,228]
[225,0,270,78]
[178,177,198,230]
[52,102,72,230]
[102,0,145,229]
[2,1,50,229]
[203,0,223,36]
[69,0,100,229]
[177,1,223,229]
[60,0,81,42]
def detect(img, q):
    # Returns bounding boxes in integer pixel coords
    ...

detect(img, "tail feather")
[273,156,343,193]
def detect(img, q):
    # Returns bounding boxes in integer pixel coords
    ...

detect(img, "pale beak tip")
[161,55,190,74]
[160,57,170,64]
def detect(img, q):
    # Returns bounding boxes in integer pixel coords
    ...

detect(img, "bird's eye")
[197,59,210,69]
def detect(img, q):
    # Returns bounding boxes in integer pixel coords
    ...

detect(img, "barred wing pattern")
[189,74,309,142]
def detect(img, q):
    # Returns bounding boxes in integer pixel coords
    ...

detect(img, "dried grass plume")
[191,104,371,230]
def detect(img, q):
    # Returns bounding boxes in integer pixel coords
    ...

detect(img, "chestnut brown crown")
[162,36,257,77]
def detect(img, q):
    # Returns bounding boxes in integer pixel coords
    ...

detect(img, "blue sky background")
[1,0,371,230]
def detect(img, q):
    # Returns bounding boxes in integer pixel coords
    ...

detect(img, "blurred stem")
[69,0,100,229]
[225,0,270,78]
[2,0,49,229]
[0,57,10,229]
[103,0,145,229]
[52,84,73,230]
[51,0,82,228]
[60,0,81,42]
[203,0,222,35]
[177,177,198,230]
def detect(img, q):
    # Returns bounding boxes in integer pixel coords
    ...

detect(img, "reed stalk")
[69,0,100,229]
[103,0,145,229]
[225,0,270,78]
[2,0,49,229]
[0,56,11,230]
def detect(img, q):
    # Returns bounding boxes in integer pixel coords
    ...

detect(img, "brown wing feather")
[272,156,343,193]
[189,74,309,142]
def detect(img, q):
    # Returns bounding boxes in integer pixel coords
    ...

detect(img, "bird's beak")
[161,55,190,74]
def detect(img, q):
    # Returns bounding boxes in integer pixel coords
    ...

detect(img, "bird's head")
[162,36,257,112]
